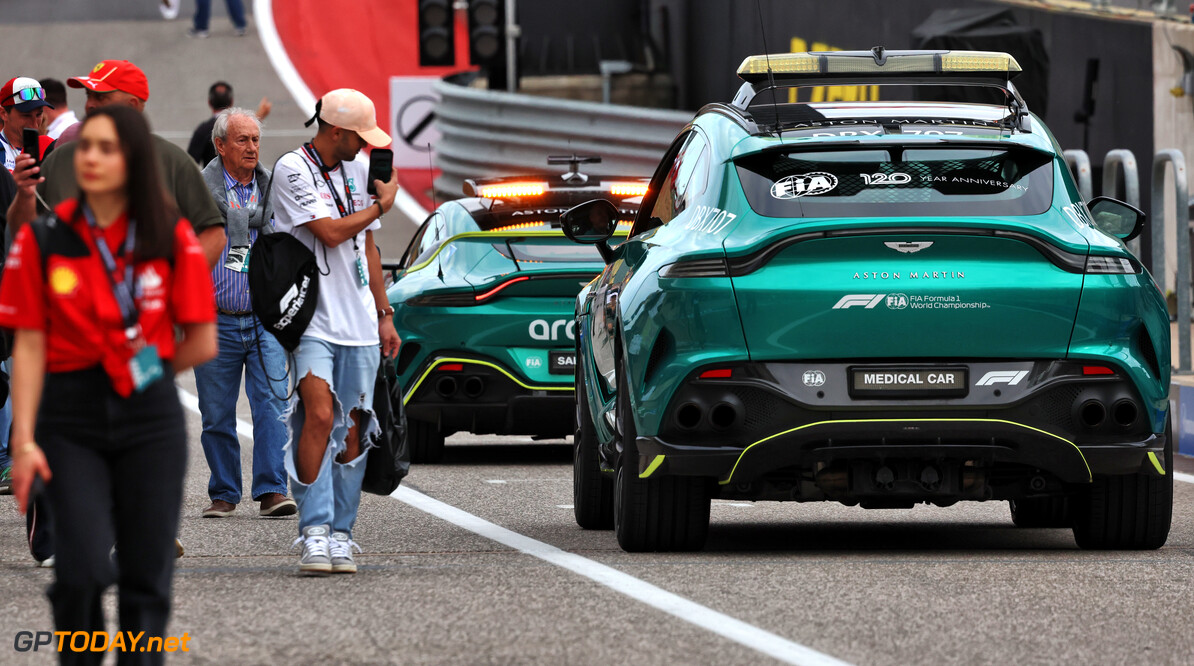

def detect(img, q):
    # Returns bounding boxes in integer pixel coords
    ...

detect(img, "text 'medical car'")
[563,48,1171,552]
[385,156,645,462]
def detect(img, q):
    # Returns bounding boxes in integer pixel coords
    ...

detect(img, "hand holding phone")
[367,148,394,196]
[22,128,41,171]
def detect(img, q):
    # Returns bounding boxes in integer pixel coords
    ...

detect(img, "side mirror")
[1088,196,1145,242]
[561,199,620,244]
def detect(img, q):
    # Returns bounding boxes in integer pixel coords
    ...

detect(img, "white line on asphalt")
[556,504,574,509]
[254,0,431,227]
[175,386,850,666]
[1177,472,1194,484]
[393,485,851,666]
[485,479,507,484]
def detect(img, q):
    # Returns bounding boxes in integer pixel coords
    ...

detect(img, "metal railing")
[1153,150,1190,372]
[1063,149,1094,201]
[432,77,691,199]
[1102,149,1141,256]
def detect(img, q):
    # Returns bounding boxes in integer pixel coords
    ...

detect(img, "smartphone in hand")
[367,148,393,196]
[22,127,40,171]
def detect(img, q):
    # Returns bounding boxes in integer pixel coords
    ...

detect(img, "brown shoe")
[258,493,297,517]
[202,499,236,518]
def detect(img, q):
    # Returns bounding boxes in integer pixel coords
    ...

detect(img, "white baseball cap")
[309,88,391,147]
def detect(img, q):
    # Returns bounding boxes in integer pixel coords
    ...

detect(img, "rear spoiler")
[391,229,629,276]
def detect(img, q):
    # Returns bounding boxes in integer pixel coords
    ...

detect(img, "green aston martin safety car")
[385,156,645,462]
[562,48,1172,552]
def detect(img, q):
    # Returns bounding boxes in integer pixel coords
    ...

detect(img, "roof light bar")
[479,182,547,199]
[490,221,550,232]
[737,50,1021,82]
[609,182,649,197]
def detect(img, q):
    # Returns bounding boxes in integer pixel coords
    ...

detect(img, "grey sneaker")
[292,525,332,575]
[329,532,361,573]
[187,28,209,38]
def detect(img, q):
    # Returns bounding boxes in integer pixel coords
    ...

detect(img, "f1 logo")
[832,294,885,309]
[975,370,1029,386]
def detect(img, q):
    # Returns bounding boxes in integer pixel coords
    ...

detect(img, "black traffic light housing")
[418,0,455,67]
[468,0,505,67]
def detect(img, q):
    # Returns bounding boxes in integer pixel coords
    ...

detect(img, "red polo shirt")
[0,199,215,396]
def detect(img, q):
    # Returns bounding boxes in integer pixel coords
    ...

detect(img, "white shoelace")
[329,537,362,559]
[292,534,330,560]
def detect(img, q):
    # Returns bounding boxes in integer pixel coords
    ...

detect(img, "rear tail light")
[475,276,530,301]
[438,363,464,372]
[660,257,729,278]
[1084,255,1138,274]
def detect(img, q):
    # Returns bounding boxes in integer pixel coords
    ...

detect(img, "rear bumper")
[635,420,1167,486]
[633,359,1168,497]
[404,356,574,437]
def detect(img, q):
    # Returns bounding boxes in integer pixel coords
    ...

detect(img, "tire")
[612,354,710,552]
[1009,497,1070,528]
[1071,418,1173,550]
[408,418,445,464]
[574,370,614,529]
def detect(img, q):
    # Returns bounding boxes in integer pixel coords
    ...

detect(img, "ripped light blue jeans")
[286,337,379,539]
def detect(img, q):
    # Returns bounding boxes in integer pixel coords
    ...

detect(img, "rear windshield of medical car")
[734,146,1054,218]
[490,239,605,264]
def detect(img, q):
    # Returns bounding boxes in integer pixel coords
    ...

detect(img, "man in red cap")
[0,77,55,173]
[6,60,225,266]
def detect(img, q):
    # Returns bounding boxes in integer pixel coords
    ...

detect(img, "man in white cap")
[271,89,399,575]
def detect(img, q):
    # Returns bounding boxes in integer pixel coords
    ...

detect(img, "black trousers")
[38,367,187,666]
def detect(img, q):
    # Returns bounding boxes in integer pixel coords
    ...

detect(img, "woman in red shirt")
[1,104,216,662]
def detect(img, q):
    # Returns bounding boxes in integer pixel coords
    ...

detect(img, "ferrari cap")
[67,60,150,102]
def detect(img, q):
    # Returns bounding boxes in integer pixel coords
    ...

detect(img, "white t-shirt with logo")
[272,149,381,346]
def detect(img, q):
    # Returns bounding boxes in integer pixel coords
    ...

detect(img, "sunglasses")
[6,87,45,103]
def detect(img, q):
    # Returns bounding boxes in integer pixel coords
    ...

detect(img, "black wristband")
[375,201,384,219]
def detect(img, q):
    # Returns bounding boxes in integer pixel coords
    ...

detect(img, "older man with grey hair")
[195,107,296,519]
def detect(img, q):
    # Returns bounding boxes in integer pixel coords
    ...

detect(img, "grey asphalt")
[1,369,1192,665]
[2,8,1194,666]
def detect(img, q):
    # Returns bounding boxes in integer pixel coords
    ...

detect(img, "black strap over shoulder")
[30,213,90,269]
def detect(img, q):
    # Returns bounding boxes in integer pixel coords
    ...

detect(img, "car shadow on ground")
[702,520,1084,552]
[433,442,572,466]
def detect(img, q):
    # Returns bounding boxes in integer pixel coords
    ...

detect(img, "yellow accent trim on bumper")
[1147,452,1166,475]
[403,357,572,405]
[639,455,665,479]
[719,418,1091,485]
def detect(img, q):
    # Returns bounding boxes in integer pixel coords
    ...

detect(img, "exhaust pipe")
[875,466,896,492]
[1111,399,1138,427]
[463,376,485,398]
[674,402,703,430]
[1078,400,1106,428]
[709,402,740,430]
[434,376,458,398]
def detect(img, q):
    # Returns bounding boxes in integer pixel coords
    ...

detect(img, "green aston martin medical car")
[385,157,645,462]
[562,49,1172,552]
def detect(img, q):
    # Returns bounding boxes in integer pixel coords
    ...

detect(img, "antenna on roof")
[754,0,781,138]
[548,153,601,184]
[427,144,438,211]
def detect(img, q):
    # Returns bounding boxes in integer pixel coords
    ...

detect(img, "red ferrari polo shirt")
[0,199,215,396]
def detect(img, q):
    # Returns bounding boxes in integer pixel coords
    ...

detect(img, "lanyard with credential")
[301,143,368,285]
[301,142,356,219]
[82,205,140,335]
